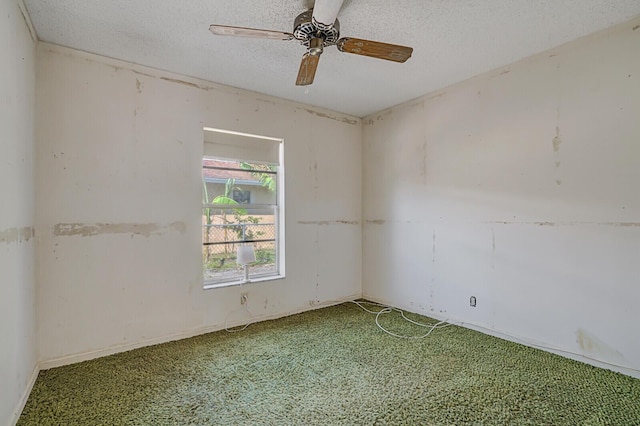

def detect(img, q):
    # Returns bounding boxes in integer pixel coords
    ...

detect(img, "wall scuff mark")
[0,226,35,244]
[552,126,562,152]
[576,329,626,363]
[53,222,186,238]
[553,126,563,185]
[485,221,640,227]
[131,69,155,79]
[366,220,386,225]
[160,77,201,89]
[491,229,496,270]
[303,108,358,125]
[375,109,393,122]
[432,231,436,264]
[298,220,359,226]
[488,221,556,226]
[132,69,212,92]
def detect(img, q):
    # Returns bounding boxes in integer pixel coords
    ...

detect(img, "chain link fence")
[203,222,275,255]
[202,220,277,282]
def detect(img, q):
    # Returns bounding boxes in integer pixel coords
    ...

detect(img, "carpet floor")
[18,302,640,425]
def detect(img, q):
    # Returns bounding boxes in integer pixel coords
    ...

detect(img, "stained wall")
[35,44,362,365]
[362,18,640,377]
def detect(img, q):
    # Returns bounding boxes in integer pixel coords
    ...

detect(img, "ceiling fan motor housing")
[293,10,340,47]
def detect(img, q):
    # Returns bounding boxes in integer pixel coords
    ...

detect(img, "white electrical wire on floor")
[349,300,451,339]
[224,304,257,333]
[224,299,450,338]
[225,298,639,374]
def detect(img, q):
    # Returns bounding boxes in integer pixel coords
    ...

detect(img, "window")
[202,128,284,287]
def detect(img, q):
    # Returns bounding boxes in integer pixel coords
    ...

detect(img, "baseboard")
[362,294,640,380]
[459,322,640,379]
[9,362,40,426]
[39,293,361,370]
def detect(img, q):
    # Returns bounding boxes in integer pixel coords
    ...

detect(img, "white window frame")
[202,128,285,289]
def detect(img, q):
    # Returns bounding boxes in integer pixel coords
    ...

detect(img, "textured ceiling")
[23,0,640,117]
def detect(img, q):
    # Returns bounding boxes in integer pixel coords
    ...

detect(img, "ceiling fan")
[209,0,413,86]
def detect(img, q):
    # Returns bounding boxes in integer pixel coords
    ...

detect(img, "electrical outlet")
[470,296,476,307]
[241,292,248,305]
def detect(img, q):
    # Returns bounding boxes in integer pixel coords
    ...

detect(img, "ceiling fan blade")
[209,24,294,41]
[311,0,344,29]
[296,53,320,86]
[337,38,413,63]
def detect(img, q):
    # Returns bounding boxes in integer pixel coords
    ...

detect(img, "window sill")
[203,274,285,290]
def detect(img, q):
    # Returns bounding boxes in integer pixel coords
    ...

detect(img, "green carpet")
[18,302,640,425]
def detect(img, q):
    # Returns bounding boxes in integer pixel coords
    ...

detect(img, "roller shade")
[203,128,281,165]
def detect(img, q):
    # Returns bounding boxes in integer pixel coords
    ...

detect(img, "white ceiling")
[23,0,640,117]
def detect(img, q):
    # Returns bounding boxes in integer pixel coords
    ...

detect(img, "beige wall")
[35,43,362,366]
[363,17,640,377]
[0,0,37,424]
